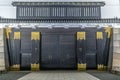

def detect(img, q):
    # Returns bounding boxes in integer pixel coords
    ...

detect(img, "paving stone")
[0,71,120,80]
[18,71,100,80]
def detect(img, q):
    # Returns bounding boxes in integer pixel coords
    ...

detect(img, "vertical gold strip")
[10,64,20,71]
[14,32,21,40]
[31,64,40,71]
[77,32,86,40]
[96,32,103,39]
[97,64,104,71]
[105,27,112,38]
[6,27,11,39]
[31,32,40,40]
[78,63,86,71]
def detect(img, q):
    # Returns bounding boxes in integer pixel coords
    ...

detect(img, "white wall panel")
[0,28,5,71]
[112,28,120,71]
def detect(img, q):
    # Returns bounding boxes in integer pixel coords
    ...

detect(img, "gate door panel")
[41,34,59,68]
[59,34,76,68]
[21,53,31,70]
[20,28,32,70]
[85,28,97,69]
[41,33,76,69]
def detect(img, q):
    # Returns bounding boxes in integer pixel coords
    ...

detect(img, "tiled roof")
[12,2,105,6]
[0,18,119,23]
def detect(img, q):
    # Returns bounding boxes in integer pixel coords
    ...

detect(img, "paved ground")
[87,71,120,80]
[0,71,29,80]
[18,71,100,80]
[0,71,120,80]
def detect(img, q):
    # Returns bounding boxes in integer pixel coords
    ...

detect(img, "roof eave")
[12,2,105,7]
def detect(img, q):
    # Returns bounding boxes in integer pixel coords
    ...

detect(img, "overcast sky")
[0,0,120,18]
